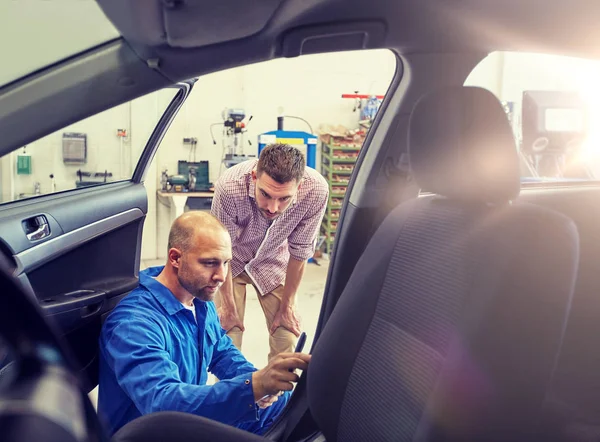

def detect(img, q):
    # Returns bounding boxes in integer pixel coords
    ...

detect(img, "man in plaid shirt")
[211,144,329,360]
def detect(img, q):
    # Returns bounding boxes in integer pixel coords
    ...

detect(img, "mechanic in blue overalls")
[98,211,310,437]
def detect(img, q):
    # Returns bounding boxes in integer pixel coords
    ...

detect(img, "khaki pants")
[217,272,296,361]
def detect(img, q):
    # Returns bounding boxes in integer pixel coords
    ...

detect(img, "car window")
[0,88,179,205]
[465,51,600,184]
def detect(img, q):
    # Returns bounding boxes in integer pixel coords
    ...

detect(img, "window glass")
[0,88,179,205]
[465,51,600,182]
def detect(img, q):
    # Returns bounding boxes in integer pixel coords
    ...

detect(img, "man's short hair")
[167,221,194,253]
[257,143,305,184]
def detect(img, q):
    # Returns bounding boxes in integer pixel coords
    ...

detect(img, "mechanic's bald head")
[168,211,229,253]
[164,211,232,303]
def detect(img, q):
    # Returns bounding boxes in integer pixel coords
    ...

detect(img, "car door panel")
[0,181,147,391]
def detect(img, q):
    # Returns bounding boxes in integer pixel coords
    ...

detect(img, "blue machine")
[257,117,318,169]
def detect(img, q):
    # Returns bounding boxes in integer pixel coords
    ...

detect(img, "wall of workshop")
[144,49,397,260]
[9,102,133,200]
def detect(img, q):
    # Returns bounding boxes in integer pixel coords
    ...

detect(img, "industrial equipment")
[521,90,592,179]
[212,108,255,168]
[163,160,212,193]
[258,115,318,169]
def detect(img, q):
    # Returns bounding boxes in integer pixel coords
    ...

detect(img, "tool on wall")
[75,169,113,188]
[183,137,199,162]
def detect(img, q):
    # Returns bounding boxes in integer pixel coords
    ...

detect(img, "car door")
[0,81,193,392]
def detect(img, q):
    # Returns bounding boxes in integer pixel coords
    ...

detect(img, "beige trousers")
[217,272,296,361]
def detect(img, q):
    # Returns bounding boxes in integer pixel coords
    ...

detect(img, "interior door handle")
[24,216,50,241]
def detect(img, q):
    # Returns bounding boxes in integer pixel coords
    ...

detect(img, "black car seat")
[307,86,579,441]
[112,86,579,442]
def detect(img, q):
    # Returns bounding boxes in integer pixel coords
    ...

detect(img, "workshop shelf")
[320,139,361,254]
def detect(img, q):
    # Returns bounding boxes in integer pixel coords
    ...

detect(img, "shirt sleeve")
[208,327,257,380]
[100,311,260,427]
[211,179,239,243]
[287,184,329,261]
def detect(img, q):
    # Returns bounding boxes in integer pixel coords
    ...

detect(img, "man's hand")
[217,304,244,332]
[252,352,311,401]
[270,305,302,337]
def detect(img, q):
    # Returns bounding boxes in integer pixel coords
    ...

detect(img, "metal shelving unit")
[320,141,361,254]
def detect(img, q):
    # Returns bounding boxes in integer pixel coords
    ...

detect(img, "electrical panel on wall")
[62,132,87,164]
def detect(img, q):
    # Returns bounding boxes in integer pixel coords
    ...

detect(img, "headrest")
[408,87,520,204]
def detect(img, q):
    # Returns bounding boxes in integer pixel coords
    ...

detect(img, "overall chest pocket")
[203,325,218,364]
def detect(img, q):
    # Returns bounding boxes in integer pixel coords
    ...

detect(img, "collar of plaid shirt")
[213,160,328,296]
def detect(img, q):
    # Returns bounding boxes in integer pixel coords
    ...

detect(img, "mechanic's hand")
[217,304,244,332]
[256,391,282,409]
[252,352,311,401]
[270,305,301,337]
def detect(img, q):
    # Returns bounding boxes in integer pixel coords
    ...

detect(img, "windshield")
[0,0,119,88]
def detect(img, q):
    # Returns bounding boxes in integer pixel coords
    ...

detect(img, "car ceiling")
[96,0,600,81]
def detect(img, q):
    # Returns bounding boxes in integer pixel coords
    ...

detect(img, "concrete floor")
[89,258,329,407]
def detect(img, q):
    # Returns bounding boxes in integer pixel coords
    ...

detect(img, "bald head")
[163,211,231,303]
[168,211,229,253]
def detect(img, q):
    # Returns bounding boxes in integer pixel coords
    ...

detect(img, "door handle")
[27,222,49,241]
[23,215,50,242]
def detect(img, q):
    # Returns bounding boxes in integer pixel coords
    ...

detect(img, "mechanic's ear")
[168,248,183,268]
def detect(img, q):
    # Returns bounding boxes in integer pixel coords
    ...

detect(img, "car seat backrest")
[307,87,579,442]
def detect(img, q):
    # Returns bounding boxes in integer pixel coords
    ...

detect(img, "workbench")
[157,190,214,220]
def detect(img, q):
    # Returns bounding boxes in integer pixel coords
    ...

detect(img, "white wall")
[2,102,132,202]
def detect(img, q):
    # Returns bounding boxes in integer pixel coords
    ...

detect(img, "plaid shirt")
[211,160,329,296]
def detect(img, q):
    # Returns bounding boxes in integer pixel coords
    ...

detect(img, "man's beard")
[178,266,217,302]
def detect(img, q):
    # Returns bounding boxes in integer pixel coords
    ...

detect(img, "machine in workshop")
[218,108,255,168]
[161,160,212,193]
[258,115,318,169]
[521,90,593,179]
